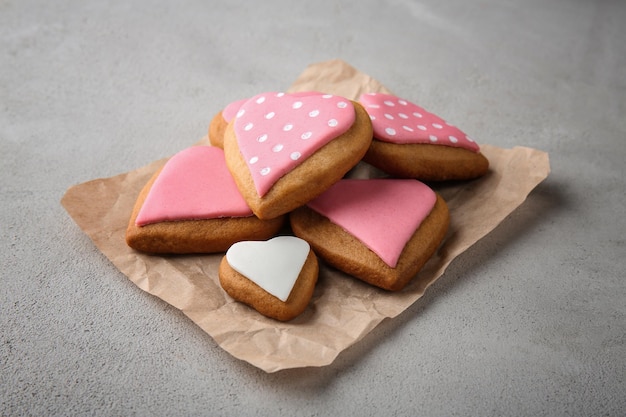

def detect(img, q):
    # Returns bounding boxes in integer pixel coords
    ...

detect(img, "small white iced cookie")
[219,236,319,321]
[226,236,309,302]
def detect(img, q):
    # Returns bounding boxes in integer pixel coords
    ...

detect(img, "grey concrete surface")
[1,0,625,416]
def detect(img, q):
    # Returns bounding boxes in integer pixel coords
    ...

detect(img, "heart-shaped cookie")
[219,236,319,321]
[305,179,437,268]
[125,146,284,254]
[223,91,373,219]
[226,236,309,302]
[358,93,489,181]
[290,179,449,291]
[233,92,355,196]
[359,93,479,151]
[135,146,252,225]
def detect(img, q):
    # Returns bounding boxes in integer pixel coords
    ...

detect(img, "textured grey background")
[2,0,625,416]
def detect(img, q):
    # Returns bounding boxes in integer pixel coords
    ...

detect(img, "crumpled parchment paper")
[61,59,550,373]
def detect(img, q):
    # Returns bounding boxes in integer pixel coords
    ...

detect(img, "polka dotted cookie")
[359,93,489,181]
[223,91,373,220]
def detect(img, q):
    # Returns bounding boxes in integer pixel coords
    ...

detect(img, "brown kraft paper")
[61,59,551,373]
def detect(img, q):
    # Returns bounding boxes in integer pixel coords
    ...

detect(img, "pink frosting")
[233,92,355,197]
[222,98,249,122]
[306,179,436,268]
[358,93,479,152]
[222,92,324,122]
[135,146,252,226]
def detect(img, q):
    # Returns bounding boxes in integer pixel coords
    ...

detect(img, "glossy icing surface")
[233,92,355,197]
[222,98,249,122]
[135,146,252,226]
[306,179,436,268]
[359,93,479,152]
[222,92,323,122]
[226,236,310,302]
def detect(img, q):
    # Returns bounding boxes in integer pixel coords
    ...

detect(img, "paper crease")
[61,59,550,372]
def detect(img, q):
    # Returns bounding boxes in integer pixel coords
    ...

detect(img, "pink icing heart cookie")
[223,91,373,219]
[359,93,489,181]
[208,97,249,148]
[219,236,319,321]
[290,179,449,291]
[125,146,284,254]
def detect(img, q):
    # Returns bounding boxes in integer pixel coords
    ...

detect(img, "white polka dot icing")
[358,93,479,152]
[222,98,249,122]
[234,91,355,197]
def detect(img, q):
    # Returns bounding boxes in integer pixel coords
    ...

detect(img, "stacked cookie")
[126,91,489,321]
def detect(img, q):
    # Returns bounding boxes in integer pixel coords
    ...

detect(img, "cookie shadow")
[235,177,567,389]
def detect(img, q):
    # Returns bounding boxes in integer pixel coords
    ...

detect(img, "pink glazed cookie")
[126,146,284,254]
[359,93,489,181]
[223,91,373,219]
[290,179,449,291]
[208,98,249,149]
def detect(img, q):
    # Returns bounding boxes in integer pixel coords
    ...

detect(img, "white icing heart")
[225,236,310,302]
